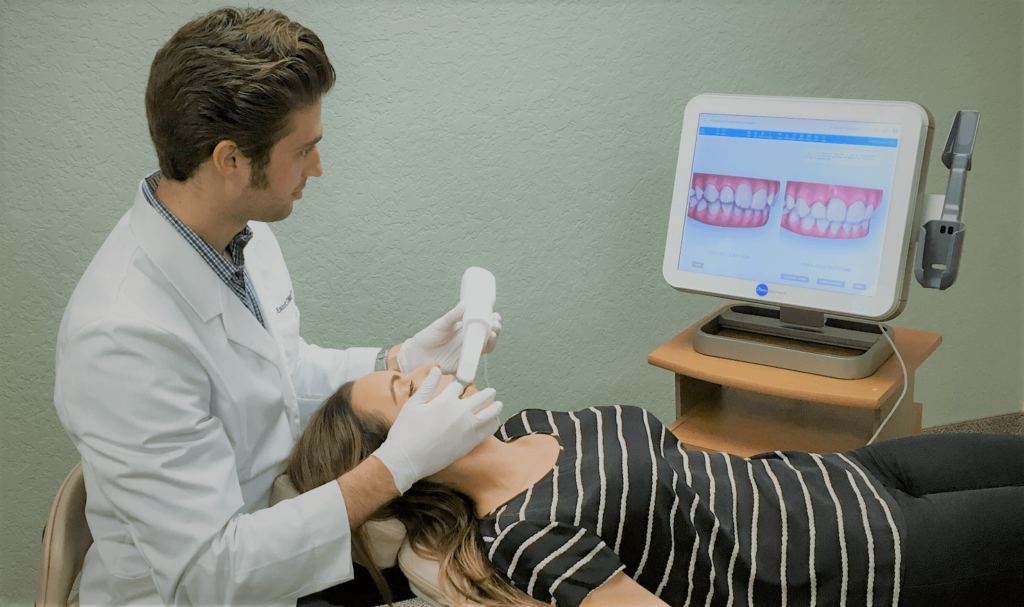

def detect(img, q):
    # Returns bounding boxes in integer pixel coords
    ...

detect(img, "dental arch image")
[781,181,884,239]
[687,173,884,240]
[687,173,781,228]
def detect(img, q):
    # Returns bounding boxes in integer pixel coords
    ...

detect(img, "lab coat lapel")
[128,186,283,366]
[218,284,282,365]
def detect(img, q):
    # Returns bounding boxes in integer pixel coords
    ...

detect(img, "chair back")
[36,463,92,607]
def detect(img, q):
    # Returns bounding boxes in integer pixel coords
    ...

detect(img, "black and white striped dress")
[480,406,903,607]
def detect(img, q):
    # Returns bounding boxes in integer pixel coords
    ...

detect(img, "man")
[53,8,502,606]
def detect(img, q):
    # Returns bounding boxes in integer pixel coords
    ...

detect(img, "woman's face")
[350,362,478,428]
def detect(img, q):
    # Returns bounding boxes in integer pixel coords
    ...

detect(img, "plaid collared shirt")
[142,170,267,329]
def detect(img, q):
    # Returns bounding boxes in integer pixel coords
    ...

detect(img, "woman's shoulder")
[498,405,660,440]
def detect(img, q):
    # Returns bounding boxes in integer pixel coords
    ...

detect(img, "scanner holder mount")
[914,110,980,290]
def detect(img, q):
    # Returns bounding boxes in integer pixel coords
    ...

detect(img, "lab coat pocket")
[109,542,158,604]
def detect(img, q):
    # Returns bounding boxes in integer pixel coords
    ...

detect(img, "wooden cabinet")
[648,306,941,457]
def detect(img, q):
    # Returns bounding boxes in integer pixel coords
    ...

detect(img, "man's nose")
[306,147,323,178]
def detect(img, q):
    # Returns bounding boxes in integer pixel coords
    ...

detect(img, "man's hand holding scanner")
[372,367,502,493]
[397,302,502,374]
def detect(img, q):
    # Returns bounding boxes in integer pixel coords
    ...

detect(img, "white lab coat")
[54,180,380,606]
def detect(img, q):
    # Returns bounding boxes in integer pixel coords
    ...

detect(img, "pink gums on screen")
[780,182,884,239]
[686,173,781,228]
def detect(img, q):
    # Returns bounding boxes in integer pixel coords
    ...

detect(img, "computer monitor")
[663,94,933,321]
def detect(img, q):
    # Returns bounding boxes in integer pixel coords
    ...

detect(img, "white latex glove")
[373,367,503,494]
[397,302,502,373]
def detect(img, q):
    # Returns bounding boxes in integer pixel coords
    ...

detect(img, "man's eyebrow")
[298,134,322,151]
[389,372,399,406]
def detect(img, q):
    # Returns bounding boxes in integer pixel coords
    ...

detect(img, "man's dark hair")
[145,7,335,187]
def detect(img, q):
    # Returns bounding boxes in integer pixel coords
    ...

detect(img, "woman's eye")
[409,382,415,397]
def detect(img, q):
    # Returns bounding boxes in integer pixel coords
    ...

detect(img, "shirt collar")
[142,170,253,267]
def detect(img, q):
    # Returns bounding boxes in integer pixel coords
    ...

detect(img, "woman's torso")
[480,405,903,607]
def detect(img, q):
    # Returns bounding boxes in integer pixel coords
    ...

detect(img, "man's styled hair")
[145,7,335,187]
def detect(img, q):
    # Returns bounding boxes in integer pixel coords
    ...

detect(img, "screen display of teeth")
[683,114,898,297]
[663,95,930,320]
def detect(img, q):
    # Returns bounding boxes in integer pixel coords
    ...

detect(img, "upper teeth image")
[846,200,866,223]
[735,183,753,208]
[826,198,847,222]
[719,185,735,203]
[781,181,884,239]
[704,184,719,203]
[686,174,781,230]
[752,189,768,210]
[797,198,810,217]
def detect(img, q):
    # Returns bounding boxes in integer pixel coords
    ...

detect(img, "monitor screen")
[663,95,932,320]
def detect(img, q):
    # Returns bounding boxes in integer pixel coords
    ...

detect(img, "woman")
[287,364,1024,607]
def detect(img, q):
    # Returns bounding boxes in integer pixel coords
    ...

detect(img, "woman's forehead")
[351,371,393,412]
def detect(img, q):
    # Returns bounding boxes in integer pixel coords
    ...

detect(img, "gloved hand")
[397,302,502,373]
[372,367,503,494]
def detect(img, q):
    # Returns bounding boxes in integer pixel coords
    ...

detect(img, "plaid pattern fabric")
[142,170,267,329]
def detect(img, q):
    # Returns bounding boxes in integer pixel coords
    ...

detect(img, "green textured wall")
[2,1,1022,603]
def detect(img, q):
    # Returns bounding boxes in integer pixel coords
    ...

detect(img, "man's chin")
[260,203,293,223]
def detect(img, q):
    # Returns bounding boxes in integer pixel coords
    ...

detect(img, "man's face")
[240,100,323,222]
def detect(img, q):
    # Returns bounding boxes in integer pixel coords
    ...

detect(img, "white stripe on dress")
[746,463,760,607]
[703,452,719,607]
[521,411,533,434]
[488,520,523,560]
[592,407,608,533]
[613,405,630,553]
[678,441,693,486]
[846,470,875,607]
[493,504,508,535]
[527,527,588,596]
[837,454,902,607]
[519,486,534,521]
[655,469,681,597]
[723,455,741,607]
[761,460,788,607]
[634,411,661,579]
[812,454,848,607]
[549,465,560,522]
[570,411,585,526]
[683,495,702,607]
[779,452,816,607]
[507,521,559,580]
[548,540,612,598]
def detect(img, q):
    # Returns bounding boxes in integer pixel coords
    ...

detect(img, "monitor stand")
[691,303,894,379]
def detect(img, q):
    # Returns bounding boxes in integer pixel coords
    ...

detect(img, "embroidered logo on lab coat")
[276,291,293,314]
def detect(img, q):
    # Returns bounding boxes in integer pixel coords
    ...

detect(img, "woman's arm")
[580,571,671,607]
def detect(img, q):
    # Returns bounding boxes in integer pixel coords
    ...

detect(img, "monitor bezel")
[662,94,931,321]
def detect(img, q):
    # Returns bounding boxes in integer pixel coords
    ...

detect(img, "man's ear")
[210,140,249,189]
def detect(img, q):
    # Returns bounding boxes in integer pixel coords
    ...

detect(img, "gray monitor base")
[692,304,894,380]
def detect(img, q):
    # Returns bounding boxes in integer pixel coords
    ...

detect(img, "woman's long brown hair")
[286,382,544,607]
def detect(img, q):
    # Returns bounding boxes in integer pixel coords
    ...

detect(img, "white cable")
[867,325,908,445]
[483,353,491,389]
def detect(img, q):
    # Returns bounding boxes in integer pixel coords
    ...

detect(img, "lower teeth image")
[780,181,884,239]
[687,173,781,228]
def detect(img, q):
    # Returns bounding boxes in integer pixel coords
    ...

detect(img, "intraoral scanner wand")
[456,267,496,385]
